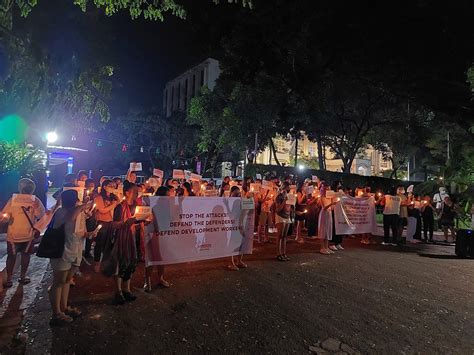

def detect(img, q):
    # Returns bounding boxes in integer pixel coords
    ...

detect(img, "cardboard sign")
[190,173,202,182]
[262,180,273,190]
[173,169,185,179]
[286,193,297,206]
[256,173,262,180]
[63,187,85,202]
[134,206,152,221]
[153,168,164,178]
[249,183,261,193]
[241,197,255,210]
[312,175,319,182]
[11,194,35,207]
[130,162,142,171]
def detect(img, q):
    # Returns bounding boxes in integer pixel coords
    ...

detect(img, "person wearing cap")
[1,178,45,288]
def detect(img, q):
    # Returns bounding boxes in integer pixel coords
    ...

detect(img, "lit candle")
[377,192,382,197]
[2,213,8,218]
[304,209,308,213]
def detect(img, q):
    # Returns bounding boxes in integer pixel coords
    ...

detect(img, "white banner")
[334,196,377,235]
[143,197,255,266]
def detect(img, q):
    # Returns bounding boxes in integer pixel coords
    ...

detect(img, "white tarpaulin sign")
[143,197,255,266]
[334,196,376,235]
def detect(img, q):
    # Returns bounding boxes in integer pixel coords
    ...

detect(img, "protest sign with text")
[143,197,254,266]
[334,196,376,235]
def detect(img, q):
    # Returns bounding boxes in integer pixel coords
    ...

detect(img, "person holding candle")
[421,196,435,242]
[275,182,292,261]
[294,182,307,244]
[228,186,248,270]
[93,179,119,273]
[1,178,45,288]
[318,185,340,255]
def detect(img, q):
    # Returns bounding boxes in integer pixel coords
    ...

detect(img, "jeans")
[383,214,398,244]
[423,216,434,241]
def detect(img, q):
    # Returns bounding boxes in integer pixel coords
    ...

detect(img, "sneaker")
[336,244,344,250]
[381,242,390,246]
[122,291,137,302]
[329,245,338,251]
[143,282,152,293]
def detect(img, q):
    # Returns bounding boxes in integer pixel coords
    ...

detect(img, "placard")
[153,168,164,178]
[249,183,261,193]
[11,194,35,207]
[286,193,297,206]
[312,175,319,182]
[256,173,262,180]
[134,206,152,221]
[262,180,273,190]
[204,189,219,197]
[290,185,297,194]
[172,169,185,179]
[190,173,202,182]
[241,198,255,210]
[130,162,142,171]
[143,196,254,266]
[334,196,377,235]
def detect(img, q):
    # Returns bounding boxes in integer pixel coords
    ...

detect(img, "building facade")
[255,134,392,176]
[163,58,221,117]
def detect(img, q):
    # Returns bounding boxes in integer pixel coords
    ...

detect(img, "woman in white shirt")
[48,190,98,326]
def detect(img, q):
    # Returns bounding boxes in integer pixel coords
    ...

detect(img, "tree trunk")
[316,134,325,170]
[269,138,281,166]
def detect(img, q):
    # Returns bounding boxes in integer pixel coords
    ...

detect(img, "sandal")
[227,264,239,271]
[276,255,285,262]
[49,312,73,327]
[64,307,82,318]
[236,261,248,269]
[158,278,170,288]
[19,277,31,285]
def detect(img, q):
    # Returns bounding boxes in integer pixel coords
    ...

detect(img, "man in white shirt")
[1,178,45,288]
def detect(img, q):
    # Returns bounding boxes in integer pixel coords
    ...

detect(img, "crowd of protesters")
[0,169,462,326]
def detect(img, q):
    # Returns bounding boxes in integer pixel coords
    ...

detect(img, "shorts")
[275,214,291,225]
[50,253,82,271]
[7,241,34,256]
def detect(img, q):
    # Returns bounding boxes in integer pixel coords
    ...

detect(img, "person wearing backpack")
[1,178,45,288]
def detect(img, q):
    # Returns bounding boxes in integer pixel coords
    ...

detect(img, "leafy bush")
[0,142,45,175]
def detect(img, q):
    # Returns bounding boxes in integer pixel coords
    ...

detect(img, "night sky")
[13,0,240,116]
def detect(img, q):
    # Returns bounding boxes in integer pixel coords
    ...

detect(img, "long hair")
[100,179,115,201]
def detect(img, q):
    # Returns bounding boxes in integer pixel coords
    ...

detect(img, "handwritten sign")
[130,162,142,171]
[172,169,185,179]
[190,173,202,182]
[184,170,192,180]
[134,206,152,221]
[153,168,164,178]
[286,193,297,206]
[256,173,262,180]
[241,198,255,210]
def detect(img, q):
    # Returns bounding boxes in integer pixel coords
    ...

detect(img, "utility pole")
[294,135,298,167]
[254,133,258,164]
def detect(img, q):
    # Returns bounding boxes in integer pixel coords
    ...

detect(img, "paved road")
[1,235,472,354]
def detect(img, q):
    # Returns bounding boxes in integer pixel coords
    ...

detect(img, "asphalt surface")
[1,235,473,355]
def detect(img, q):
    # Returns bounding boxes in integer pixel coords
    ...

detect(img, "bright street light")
[298,164,305,171]
[46,131,58,143]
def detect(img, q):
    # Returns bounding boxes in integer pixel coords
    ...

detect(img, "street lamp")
[298,164,305,171]
[46,131,58,144]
